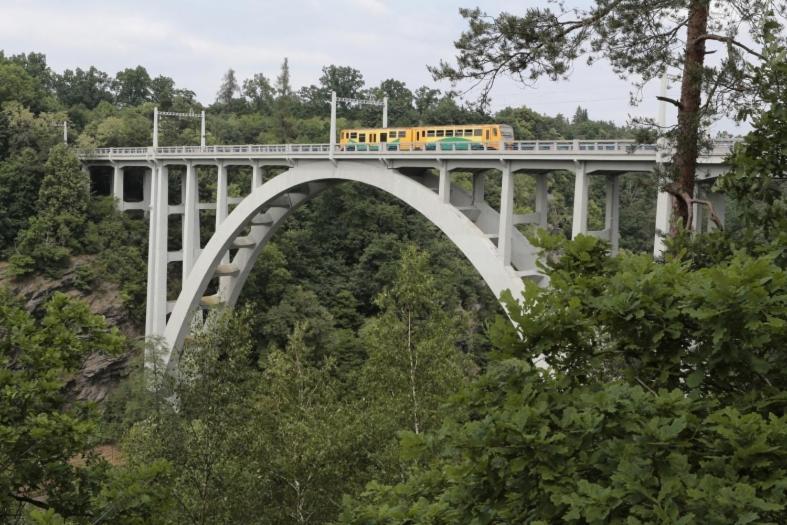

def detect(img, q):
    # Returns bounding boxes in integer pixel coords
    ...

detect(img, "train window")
[445,130,454,137]
[465,129,473,135]
[350,132,358,139]
[474,129,482,136]
[399,131,406,138]
[493,128,499,136]
[427,130,435,137]
[436,130,444,137]
[359,133,366,142]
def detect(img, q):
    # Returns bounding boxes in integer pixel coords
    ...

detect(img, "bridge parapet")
[78,139,738,162]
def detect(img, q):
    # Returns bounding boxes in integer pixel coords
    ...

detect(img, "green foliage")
[83,196,148,323]
[0,288,124,521]
[87,460,175,525]
[354,246,474,482]
[113,66,152,107]
[54,66,114,109]
[716,37,787,257]
[0,148,44,252]
[359,246,471,435]
[122,311,262,524]
[121,309,365,523]
[254,322,369,523]
[500,233,787,402]
[0,62,39,109]
[10,144,90,276]
[340,87,787,516]
[341,240,787,524]
[340,361,787,524]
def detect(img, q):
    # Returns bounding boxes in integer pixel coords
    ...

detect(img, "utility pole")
[51,121,68,144]
[330,91,337,155]
[200,110,206,148]
[153,107,159,149]
[329,91,388,152]
[153,107,205,149]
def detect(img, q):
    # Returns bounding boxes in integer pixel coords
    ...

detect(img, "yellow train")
[339,123,514,151]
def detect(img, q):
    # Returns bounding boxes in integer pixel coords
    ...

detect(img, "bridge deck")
[79,139,735,164]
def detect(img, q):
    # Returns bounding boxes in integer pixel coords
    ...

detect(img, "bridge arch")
[162,160,527,370]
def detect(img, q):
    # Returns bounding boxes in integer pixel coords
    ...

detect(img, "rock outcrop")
[0,257,142,402]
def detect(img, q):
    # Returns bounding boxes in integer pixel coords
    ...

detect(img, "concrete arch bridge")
[80,140,733,370]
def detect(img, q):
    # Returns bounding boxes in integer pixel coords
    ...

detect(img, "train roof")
[340,123,509,131]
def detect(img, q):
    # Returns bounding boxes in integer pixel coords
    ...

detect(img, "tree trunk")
[672,0,710,229]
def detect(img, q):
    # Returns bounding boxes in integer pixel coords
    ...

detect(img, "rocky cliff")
[0,256,141,403]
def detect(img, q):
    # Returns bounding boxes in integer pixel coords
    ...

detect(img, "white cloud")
[0,0,747,130]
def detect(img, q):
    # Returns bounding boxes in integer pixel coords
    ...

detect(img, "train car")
[339,127,411,151]
[339,124,514,151]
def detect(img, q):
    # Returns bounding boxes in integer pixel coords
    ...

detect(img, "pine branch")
[656,96,684,110]
[693,34,765,59]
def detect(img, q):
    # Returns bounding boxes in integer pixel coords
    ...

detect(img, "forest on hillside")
[1,1,786,523]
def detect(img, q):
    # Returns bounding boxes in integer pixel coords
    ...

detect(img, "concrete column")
[535,173,548,228]
[571,161,589,238]
[691,184,702,232]
[653,190,672,257]
[144,165,157,337]
[605,174,621,253]
[707,190,726,231]
[215,163,230,292]
[183,162,199,281]
[112,164,124,211]
[472,172,485,205]
[146,164,169,340]
[653,129,672,257]
[216,163,228,228]
[142,168,152,218]
[438,161,450,204]
[252,163,263,190]
[498,162,514,266]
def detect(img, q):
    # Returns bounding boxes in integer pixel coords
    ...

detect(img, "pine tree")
[432,1,780,229]
[215,68,240,105]
[10,144,90,275]
[276,58,292,98]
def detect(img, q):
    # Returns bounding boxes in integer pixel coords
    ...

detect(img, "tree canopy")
[432,1,785,227]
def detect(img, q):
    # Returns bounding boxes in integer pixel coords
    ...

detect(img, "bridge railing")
[79,139,737,159]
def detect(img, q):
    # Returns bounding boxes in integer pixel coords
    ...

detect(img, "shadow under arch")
[163,159,526,371]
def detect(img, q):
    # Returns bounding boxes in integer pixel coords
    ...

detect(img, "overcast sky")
[0,0,750,132]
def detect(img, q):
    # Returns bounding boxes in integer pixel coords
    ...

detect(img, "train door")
[485,128,490,141]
